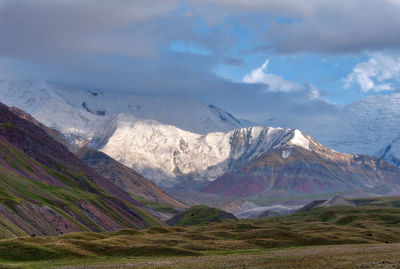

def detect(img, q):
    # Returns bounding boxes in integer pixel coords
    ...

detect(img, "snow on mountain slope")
[0,80,247,147]
[294,92,400,166]
[0,80,106,146]
[95,117,313,187]
[337,93,400,156]
[1,79,398,194]
[54,84,246,134]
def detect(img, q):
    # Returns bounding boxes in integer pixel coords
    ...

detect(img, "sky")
[1,0,400,126]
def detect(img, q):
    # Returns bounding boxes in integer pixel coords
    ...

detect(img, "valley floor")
[2,243,400,269]
[3,198,400,269]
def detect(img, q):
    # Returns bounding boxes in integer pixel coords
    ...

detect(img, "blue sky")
[167,8,397,105]
[1,0,400,125]
[216,53,372,104]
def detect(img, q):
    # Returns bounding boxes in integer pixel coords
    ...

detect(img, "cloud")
[0,50,336,129]
[343,53,400,92]
[243,59,321,101]
[2,0,400,75]
[190,0,400,54]
[187,0,321,18]
[0,0,348,130]
[222,57,244,66]
[0,0,193,60]
[243,59,300,92]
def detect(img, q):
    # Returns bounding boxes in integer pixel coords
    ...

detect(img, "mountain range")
[0,80,399,204]
[201,129,400,198]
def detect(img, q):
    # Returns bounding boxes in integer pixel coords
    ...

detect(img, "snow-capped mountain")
[88,116,399,198]
[0,80,398,195]
[298,92,400,166]
[95,120,311,187]
[0,81,108,147]
[0,80,246,147]
[201,130,400,198]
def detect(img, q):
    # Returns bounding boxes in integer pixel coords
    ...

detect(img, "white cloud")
[344,53,400,92]
[243,59,300,92]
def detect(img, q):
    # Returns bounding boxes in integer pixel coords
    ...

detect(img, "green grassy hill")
[78,148,187,209]
[0,197,400,267]
[166,205,236,226]
[1,197,400,267]
[0,103,163,239]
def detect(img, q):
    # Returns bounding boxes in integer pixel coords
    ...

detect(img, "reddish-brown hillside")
[0,102,162,238]
[202,135,400,198]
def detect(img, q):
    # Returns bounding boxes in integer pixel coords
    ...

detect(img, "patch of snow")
[281,148,293,159]
[289,129,310,150]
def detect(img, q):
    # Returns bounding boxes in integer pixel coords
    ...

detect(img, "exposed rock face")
[202,134,400,198]
[0,102,162,238]
[9,107,73,149]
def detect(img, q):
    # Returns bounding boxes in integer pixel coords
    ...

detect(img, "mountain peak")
[289,129,310,150]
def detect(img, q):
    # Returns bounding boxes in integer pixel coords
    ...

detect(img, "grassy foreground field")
[2,243,400,268]
[13,243,400,269]
[1,198,400,268]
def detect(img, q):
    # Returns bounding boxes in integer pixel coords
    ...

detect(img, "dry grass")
[2,201,400,268]
[15,243,400,269]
